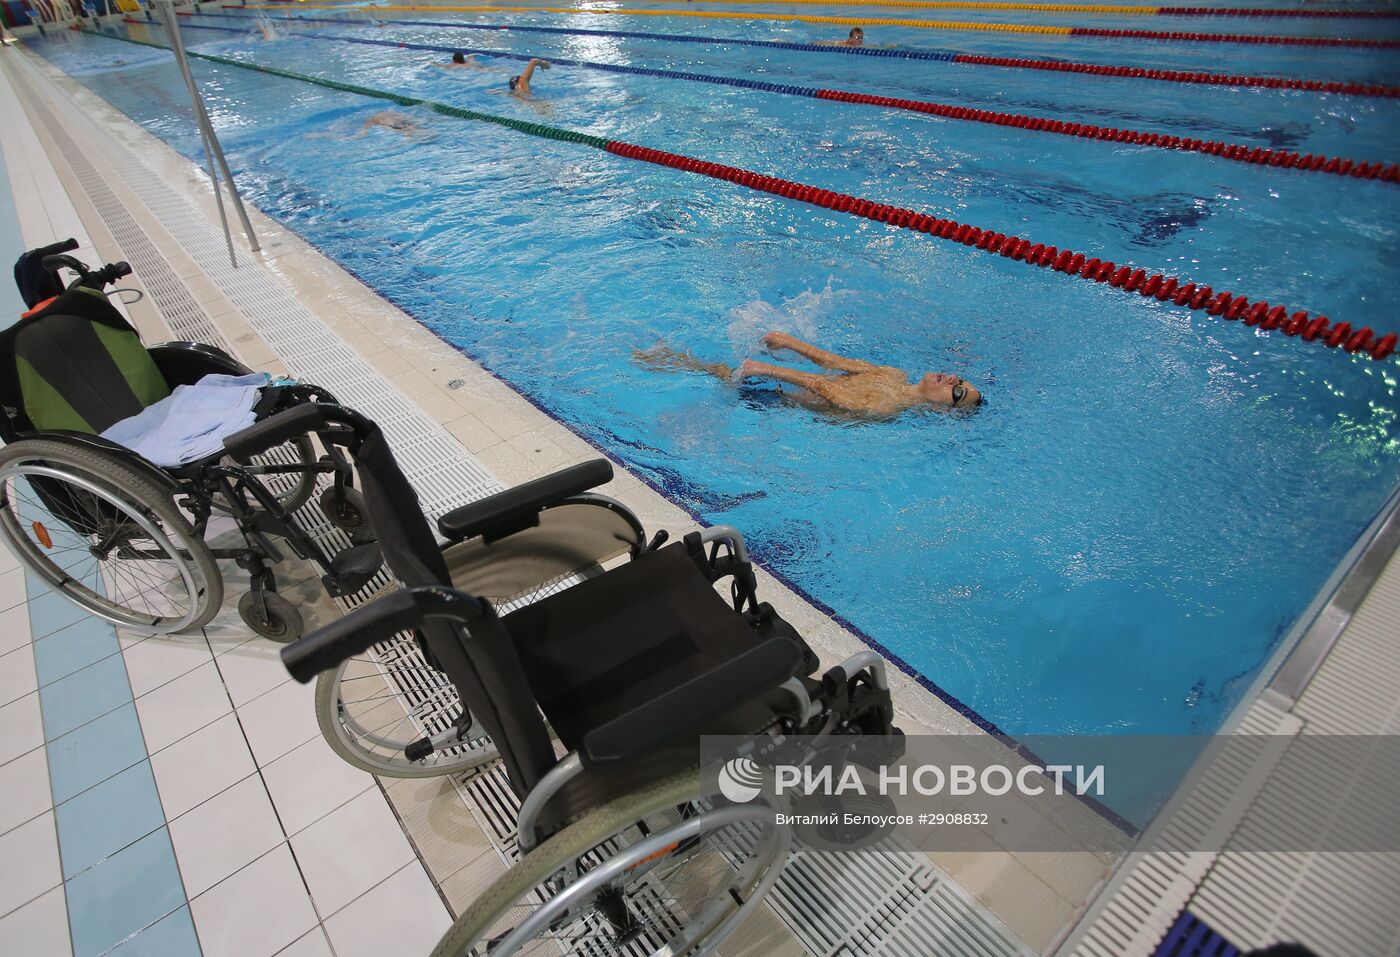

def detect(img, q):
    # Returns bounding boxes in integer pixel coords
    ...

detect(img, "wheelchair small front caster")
[238,591,304,643]
[320,486,367,533]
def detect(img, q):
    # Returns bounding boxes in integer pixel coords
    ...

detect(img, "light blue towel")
[102,373,270,467]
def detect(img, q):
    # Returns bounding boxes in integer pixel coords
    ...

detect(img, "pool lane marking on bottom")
[166,14,1400,184]
[87,28,1400,362]
[223,7,1400,98]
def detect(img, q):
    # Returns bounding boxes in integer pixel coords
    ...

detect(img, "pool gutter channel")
[6,42,1053,957]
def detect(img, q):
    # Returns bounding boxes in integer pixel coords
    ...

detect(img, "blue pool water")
[29,5,1400,746]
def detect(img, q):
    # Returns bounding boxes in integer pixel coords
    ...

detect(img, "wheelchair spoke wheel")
[434,769,791,957]
[0,440,222,633]
[315,629,499,777]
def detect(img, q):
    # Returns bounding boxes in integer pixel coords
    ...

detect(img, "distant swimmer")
[508,58,550,98]
[636,331,982,418]
[254,18,279,40]
[438,51,485,70]
[360,111,421,135]
[817,27,864,47]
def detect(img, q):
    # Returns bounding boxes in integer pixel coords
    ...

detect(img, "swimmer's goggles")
[950,379,982,407]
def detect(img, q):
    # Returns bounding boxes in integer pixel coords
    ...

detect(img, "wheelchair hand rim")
[493,802,790,957]
[0,461,206,633]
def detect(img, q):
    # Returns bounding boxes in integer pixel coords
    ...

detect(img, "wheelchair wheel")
[319,486,367,533]
[237,591,304,643]
[314,631,500,777]
[0,440,222,633]
[432,768,791,957]
[215,434,319,515]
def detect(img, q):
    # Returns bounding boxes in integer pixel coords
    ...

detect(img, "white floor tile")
[0,746,52,838]
[275,928,333,957]
[134,661,231,754]
[0,885,70,957]
[261,736,374,837]
[0,812,61,919]
[0,646,37,708]
[213,640,294,707]
[149,713,257,820]
[190,844,318,957]
[290,788,414,916]
[121,634,213,699]
[168,775,286,898]
[0,693,44,767]
[0,607,27,659]
[0,568,28,616]
[237,679,319,768]
[323,863,450,957]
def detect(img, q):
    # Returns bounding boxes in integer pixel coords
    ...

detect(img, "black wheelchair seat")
[506,542,791,752]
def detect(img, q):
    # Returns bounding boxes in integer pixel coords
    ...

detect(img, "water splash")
[723,279,856,357]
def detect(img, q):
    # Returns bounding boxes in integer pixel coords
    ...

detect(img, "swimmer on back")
[635,331,982,418]
[359,111,421,136]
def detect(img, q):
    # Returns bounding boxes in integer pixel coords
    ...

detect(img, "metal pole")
[157,0,261,263]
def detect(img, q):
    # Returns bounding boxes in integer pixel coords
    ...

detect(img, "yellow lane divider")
[257,3,1078,33]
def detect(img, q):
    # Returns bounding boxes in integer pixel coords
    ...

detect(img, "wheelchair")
[228,401,902,956]
[0,239,383,641]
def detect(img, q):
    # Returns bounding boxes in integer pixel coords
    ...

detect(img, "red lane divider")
[603,139,1396,362]
[1158,6,1400,16]
[813,89,1398,182]
[950,54,1400,97]
[1066,26,1400,46]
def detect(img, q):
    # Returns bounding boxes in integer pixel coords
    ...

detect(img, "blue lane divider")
[194,9,966,62]
[160,16,832,96]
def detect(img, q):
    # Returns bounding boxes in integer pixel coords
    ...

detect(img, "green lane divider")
[89,28,612,149]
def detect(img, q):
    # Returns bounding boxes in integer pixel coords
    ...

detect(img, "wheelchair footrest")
[325,543,384,596]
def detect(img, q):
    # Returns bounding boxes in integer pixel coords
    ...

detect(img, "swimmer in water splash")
[636,331,982,418]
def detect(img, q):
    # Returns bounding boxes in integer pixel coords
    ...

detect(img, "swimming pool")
[29,4,1400,748]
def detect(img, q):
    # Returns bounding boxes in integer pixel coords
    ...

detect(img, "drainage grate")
[1150,912,1240,957]
[12,49,1027,957]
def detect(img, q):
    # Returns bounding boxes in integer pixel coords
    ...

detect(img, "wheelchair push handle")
[282,586,485,682]
[33,238,80,259]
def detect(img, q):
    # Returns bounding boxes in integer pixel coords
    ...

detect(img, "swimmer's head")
[509,75,521,91]
[452,51,466,64]
[848,27,864,43]
[918,373,982,409]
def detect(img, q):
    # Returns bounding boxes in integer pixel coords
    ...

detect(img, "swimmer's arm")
[740,360,828,391]
[518,57,549,86]
[763,332,877,373]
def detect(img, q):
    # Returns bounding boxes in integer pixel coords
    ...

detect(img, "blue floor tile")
[65,828,187,957]
[39,653,133,740]
[33,617,120,688]
[56,760,166,880]
[47,702,148,804]
[24,575,93,640]
[105,906,202,957]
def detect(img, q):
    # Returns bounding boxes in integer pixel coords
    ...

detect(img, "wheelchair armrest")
[223,403,329,460]
[437,459,614,542]
[282,585,485,682]
[580,638,803,766]
[148,341,253,387]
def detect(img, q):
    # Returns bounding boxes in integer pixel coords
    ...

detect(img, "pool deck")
[2,15,1398,957]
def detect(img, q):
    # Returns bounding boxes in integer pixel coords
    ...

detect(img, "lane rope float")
[244,4,1400,47]
[167,16,1400,183]
[222,9,1400,96]
[85,28,1400,362]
